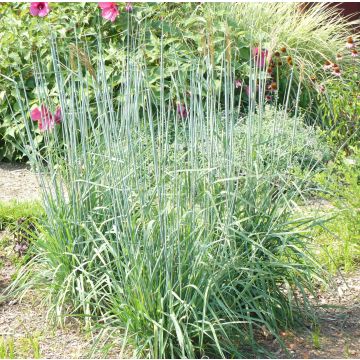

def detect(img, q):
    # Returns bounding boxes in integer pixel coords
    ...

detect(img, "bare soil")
[0,231,125,359]
[259,270,360,358]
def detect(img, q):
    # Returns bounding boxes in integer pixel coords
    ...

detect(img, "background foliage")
[0,2,358,161]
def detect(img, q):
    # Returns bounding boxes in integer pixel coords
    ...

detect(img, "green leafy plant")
[312,148,360,273]
[0,2,357,161]
[0,201,43,230]
[311,326,321,350]
[0,337,15,359]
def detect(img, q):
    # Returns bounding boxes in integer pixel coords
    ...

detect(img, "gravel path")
[0,163,41,202]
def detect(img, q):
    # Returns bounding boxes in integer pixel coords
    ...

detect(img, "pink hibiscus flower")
[30,105,62,132]
[98,2,120,22]
[29,2,50,17]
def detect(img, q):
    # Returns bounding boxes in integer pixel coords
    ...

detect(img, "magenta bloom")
[30,105,62,132]
[29,2,50,17]
[99,2,119,22]
[177,103,188,119]
[252,48,268,68]
[125,2,133,12]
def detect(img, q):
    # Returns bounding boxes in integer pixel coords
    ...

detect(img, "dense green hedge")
[0,2,357,161]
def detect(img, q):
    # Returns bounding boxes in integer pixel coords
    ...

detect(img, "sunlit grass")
[6,34,326,358]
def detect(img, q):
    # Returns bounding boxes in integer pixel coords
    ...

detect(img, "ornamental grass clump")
[8,36,323,358]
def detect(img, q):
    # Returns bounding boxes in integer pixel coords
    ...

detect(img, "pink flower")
[54,106,62,124]
[317,84,326,94]
[252,47,268,68]
[29,2,50,17]
[346,37,355,49]
[323,60,333,71]
[177,103,188,119]
[336,53,343,61]
[125,2,133,12]
[351,49,358,57]
[265,95,272,102]
[235,79,242,89]
[98,2,119,22]
[332,68,341,77]
[30,105,62,132]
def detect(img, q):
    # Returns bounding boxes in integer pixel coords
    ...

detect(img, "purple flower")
[318,84,326,94]
[252,47,268,68]
[125,2,133,12]
[31,105,54,132]
[323,60,333,71]
[30,104,62,132]
[332,67,341,77]
[336,53,343,61]
[177,103,188,119]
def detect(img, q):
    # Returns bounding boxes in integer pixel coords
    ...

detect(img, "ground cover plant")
[0,2,358,161]
[0,200,43,230]
[0,21,334,357]
[312,149,360,273]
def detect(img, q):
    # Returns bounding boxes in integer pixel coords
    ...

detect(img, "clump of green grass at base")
[7,34,327,358]
[0,335,41,359]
